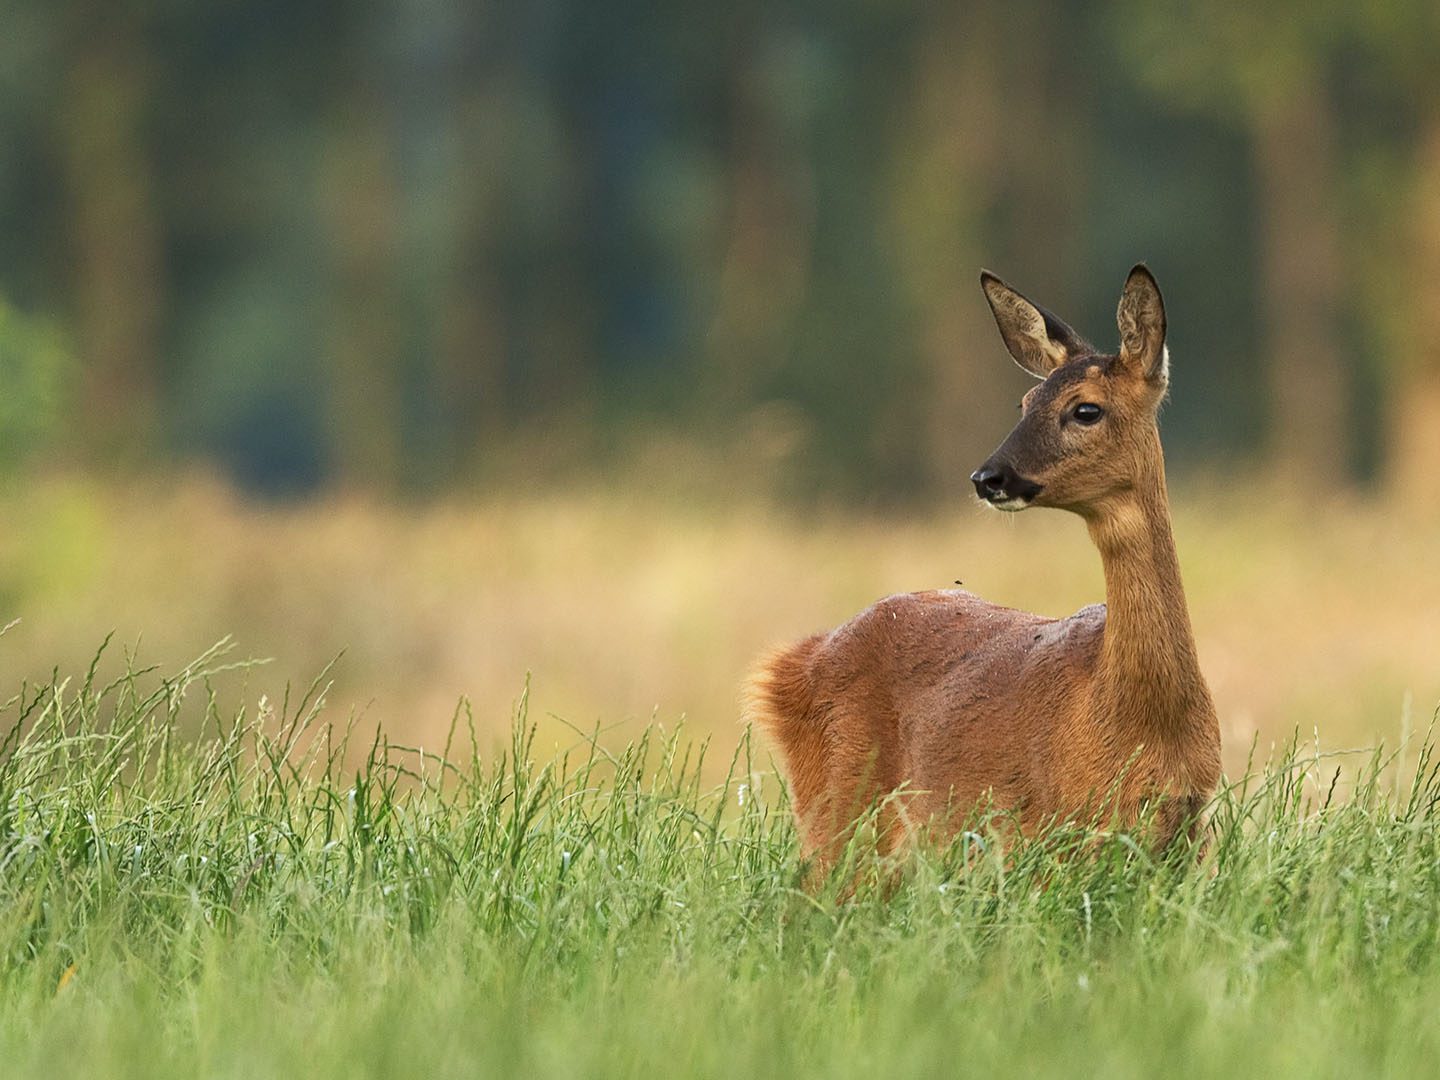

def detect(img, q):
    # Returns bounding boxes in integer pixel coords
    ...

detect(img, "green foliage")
[6,3,1439,493]
[2,643,1440,1076]
[0,298,71,469]
[1116,1,1358,115]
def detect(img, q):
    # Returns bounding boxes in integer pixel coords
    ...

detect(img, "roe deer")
[747,265,1221,870]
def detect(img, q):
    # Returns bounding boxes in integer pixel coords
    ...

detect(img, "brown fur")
[747,266,1222,873]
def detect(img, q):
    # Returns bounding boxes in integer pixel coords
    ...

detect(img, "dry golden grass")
[2,472,1437,776]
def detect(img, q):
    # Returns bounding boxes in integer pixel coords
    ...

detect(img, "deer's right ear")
[980,271,1087,379]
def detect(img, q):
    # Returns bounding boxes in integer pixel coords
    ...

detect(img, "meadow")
[3,476,1440,1077]
[2,638,1439,1079]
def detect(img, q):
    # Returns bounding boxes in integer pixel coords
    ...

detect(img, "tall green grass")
[2,641,1439,1078]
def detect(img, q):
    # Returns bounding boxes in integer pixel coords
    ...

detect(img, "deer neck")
[1083,432,1209,737]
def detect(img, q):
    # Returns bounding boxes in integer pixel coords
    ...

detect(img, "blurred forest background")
[3,2,1440,769]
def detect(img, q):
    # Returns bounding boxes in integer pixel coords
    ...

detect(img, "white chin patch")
[988,497,1029,512]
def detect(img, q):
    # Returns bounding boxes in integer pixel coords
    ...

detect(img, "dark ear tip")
[979,269,1001,288]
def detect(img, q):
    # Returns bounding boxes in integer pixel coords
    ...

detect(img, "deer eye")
[1072,402,1104,425]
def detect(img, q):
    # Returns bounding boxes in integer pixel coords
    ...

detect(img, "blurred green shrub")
[0,297,72,468]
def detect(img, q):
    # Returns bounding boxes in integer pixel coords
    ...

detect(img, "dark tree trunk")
[1390,107,1440,503]
[322,96,405,492]
[59,20,164,462]
[889,5,1025,487]
[704,41,814,411]
[1250,73,1350,486]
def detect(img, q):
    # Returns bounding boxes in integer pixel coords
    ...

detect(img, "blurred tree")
[888,3,1090,486]
[1398,109,1440,502]
[1349,4,1440,501]
[0,1,1429,499]
[322,86,406,492]
[152,0,350,494]
[887,4,1008,485]
[704,13,814,419]
[57,1,165,462]
[429,9,512,479]
[1117,1,1354,485]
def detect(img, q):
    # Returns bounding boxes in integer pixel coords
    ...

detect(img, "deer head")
[970,265,1170,517]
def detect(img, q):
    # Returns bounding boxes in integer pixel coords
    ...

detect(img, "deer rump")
[751,590,1101,854]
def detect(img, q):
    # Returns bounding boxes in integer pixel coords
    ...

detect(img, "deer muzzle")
[970,463,1044,508]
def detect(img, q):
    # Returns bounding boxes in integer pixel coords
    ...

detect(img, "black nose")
[970,463,1043,503]
[970,466,1007,500]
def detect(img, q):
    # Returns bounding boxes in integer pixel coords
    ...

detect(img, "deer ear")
[1116,264,1168,384]
[980,271,1087,379]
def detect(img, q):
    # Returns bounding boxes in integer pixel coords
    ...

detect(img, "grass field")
[4,642,1440,1079]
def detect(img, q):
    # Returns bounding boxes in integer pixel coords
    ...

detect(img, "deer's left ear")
[1116,264,1167,385]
